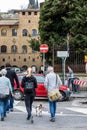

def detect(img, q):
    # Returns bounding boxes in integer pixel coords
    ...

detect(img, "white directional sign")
[57,51,69,57]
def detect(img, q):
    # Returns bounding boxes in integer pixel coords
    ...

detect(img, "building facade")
[0,9,42,71]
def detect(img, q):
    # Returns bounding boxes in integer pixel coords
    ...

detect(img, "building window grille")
[22,29,28,36]
[32,29,37,36]
[22,45,27,53]
[1,45,7,53]
[11,45,17,53]
[12,29,17,36]
[1,29,7,36]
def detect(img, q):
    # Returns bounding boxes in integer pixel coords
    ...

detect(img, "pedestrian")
[21,67,37,120]
[44,66,62,122]
[0,69,13,121]
[85,63,87,74]
[67,66,74,87]
[67,66,78,93]
[5,63,19,112]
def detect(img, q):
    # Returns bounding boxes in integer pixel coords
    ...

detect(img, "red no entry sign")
[40,44,49,53]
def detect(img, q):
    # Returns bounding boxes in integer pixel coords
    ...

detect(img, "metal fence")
[54,50,85,73]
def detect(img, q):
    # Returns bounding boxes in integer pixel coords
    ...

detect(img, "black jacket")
[6,68,19,88]
[22,75,37,95]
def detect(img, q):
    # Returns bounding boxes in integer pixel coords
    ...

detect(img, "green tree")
[39,0,87,63]
[28,38,40,51]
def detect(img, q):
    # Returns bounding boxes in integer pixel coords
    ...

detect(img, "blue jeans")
[7,87,14,111]
[7,96,14,111]
[0,99,8,118]
[49,100,57,118]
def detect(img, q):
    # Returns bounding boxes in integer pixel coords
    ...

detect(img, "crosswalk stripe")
[66,107,87,114]
[14,101,87,116]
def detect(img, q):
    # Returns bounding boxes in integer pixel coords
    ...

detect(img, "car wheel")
[13,90,23,100]
[59,91,66,101]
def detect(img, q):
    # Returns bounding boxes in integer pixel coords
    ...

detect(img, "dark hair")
[5,63,11,67]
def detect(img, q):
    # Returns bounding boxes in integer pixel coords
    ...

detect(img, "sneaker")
[50,117,55,122]
[4,114,7,118]
[10,108,14,112]
[6,110,9,113]
[1,117,4,121]
[26,116,31,120]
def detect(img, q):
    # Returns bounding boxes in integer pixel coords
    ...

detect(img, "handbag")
[48,75,62,101]
[0,93,9,101]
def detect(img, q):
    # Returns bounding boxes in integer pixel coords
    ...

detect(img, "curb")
[71,92,87,98]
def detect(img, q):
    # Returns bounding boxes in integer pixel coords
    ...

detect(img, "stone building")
[0,9,42,71]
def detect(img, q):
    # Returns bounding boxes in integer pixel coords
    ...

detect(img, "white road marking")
[14,100,20,106]
[72,100,80,107]
[14,101,87,116]
[66,107,87,114]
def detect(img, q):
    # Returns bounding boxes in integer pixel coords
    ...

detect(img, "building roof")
[0,20,19,25]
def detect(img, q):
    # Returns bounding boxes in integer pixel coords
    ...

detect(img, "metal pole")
[67,32,70,56]
[62,57,66,84]
[43,53,45,71]
[52,43,54,69]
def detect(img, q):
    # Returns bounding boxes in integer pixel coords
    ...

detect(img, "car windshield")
[34,75,45,83]
[18,75,45,83]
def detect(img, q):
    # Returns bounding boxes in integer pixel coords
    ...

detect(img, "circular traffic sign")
[39,44,49,53]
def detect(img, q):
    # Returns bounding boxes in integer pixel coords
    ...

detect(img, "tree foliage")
[28,38,40,51]
[39,0,87,62]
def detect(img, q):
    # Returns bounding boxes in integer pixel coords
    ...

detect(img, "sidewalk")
[71,91,87,98]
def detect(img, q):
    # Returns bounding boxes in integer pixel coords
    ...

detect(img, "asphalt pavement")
[71,91,87,98]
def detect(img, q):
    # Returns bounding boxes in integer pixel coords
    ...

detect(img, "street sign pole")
[67,32,70,56]
[42,53,45,71]
[62,57,66,84]
[57,51,69,84]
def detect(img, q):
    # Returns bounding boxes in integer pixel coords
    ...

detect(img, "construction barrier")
[73,79,86,86]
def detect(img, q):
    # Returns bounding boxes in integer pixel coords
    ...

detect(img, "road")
[0,98,87,130]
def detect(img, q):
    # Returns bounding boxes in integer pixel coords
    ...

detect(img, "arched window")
[32,29,37,36]
[12,29,17,36]
[11,45,17,53]
[1,29,7,36]
[1,45,7,53]
[22,29,28,36]
[22,45,27,53]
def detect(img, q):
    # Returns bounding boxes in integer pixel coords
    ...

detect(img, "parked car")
[13,73,71,101]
